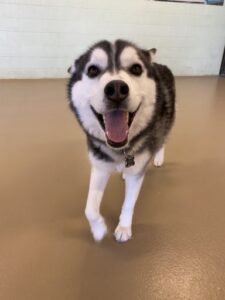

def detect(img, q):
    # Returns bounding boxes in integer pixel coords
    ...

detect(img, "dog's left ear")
[149,48,157,62]
[67,63,76,74]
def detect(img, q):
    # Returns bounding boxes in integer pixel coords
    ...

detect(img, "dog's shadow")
[63,220,168,300]
[62,218,166,259]
[59,163,181,299]
[102,222,165,259]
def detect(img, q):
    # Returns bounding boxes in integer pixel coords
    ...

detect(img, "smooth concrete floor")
[0,77,225,300]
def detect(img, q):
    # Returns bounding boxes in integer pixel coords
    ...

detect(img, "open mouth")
[90,105,140,149]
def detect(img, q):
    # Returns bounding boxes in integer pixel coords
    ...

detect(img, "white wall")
[0,0,225,78]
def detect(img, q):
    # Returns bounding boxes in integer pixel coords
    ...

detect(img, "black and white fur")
[67,40,175,242]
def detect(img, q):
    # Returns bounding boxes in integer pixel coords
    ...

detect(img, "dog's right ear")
[67,63,76,74]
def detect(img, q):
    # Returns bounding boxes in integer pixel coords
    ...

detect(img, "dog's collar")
[123,149,135,168]
[87,133,135,167]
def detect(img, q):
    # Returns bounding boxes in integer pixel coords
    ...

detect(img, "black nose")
[104,80,129,103]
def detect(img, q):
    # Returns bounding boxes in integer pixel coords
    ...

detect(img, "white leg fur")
[153,146,165,167]
[114,173,145,242]
[85,167,111,241]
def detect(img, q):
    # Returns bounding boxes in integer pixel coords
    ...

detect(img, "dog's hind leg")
[114,172,145,242]
[153,145,165,167]
[85,167,111,242]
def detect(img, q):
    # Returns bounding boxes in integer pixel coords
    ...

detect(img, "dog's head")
[68,40,157,149]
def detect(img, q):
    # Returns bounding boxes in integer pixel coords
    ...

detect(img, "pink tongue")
[104,111,128,143]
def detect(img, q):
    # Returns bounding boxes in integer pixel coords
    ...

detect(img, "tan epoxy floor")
[0,77,225,300]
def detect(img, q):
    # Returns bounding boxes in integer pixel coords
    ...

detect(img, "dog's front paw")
[114,225,132,242]
[153,148,164,167]
[89,218,107,242]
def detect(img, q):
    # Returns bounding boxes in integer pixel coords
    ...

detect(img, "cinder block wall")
[0,0,225,78]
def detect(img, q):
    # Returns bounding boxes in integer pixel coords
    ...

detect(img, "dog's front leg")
[85,167,111,241]
[114,172,145,242]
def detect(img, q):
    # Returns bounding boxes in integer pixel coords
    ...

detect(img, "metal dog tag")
[123,149,135,168]
[125,155,135,168]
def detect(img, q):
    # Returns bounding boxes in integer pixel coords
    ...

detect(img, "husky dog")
[67,40,175,242]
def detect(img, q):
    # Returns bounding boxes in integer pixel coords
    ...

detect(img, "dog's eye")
[87,65,101,78]
[129,64,143,76]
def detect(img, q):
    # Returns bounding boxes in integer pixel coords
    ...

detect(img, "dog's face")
[68,40,157,149]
